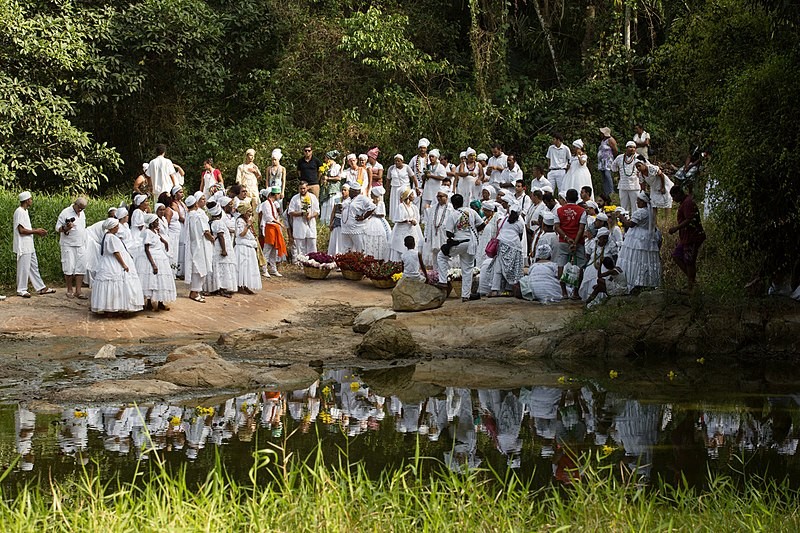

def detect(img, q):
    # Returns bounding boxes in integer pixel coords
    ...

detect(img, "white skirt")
[136,251,177,302]
[236,245,262,290]
[91,271,144,313]
[617,246,661,289]
[213,257,238,291]
[328,226,344,256]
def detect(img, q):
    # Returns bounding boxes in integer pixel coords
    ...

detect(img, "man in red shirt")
[668,186,705,290]
[554,188,587,299]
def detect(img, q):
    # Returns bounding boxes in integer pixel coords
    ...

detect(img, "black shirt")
[297,156,323,186]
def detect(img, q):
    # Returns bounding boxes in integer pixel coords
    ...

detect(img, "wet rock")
[361,366,444,403]
[413,359,554,389]
[509,336,554,360]
[249,364,320,390]
[552,330,607,361]
[26,400,63,414]
[94,344,117,360]
[765,315,800,353]
[217,327,281,347]
[391,278,446,312]
[59,379,183,401]
[352,307,397,333]
[356,321,421,360]
[166,342,221,363]
[641,307,693,355]
[156,354,250,388]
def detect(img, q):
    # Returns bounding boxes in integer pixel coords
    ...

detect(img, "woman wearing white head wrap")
[635,156,674,211]
[488,208,525,296]
[209,203,238,297]
[517,243,562,302]
[268,149,287,209]
[419,149,446,209]
[454,147,484,204]
[183,193,214,302]
[363,185,391,260]
[616,191,661,290]
[136,209,177,310]
[387,154,417,222]
[560,139,593,201]
[389,188,424,261]
[91,218,144,314]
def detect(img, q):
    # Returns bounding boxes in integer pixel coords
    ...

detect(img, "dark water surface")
[3,367,800,493]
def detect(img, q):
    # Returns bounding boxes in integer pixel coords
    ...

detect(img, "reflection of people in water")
[479,389,524,468]
[16,406,36,471]
[444,388,481,473]
[613,400,662,482]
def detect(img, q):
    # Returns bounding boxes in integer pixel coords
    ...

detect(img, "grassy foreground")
[0,448,797,532]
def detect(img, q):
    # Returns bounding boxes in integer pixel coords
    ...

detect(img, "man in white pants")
[340,181,374,253]
[55,197,88,299]
[545,133,570,194]
[287,181,320,260]
[612,141,642,213]
[435,194,485,301]
[14,192,54,299]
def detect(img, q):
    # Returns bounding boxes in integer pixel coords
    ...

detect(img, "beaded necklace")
[433,203,447,231]
[623,154,636,177]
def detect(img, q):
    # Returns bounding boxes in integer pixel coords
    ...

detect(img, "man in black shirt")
[297,144,323,199]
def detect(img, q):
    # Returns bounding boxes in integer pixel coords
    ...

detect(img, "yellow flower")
[73,410,87,418]
[169,416,181,426]
[350,382,360,392]
[602,445,614,455]
[667,371,676,381]
[696,357,705,365]
[241,402,249,413]
[322,386,331,395]
[391,272,403,282]
[609,370,618,379]
[557,376,567,384]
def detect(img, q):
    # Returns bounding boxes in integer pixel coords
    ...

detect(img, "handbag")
[485,217,506,258]
[560,254,581,287]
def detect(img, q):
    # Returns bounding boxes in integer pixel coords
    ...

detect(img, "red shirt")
[555,203,586,243]
[677,195,705,244]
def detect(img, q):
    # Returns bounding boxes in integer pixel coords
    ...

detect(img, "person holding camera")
[56,197,88,299]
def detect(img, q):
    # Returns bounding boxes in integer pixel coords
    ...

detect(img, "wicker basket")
[448,280,462,298]
[341,269,364,281]
[371,278,397,289]
[303,266,331,280]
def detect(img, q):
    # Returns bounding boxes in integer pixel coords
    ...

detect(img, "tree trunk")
[624,1,631,49]
[532,0,562,85]
[468,0,509,100]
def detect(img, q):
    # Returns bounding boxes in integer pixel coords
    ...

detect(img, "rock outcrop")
[356,320,421,360]
[391,278,446,312]
[166,342,221,363]
[157,352,250,388]
[352,307,397,333]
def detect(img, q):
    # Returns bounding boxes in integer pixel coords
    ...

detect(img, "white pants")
[341,233,364,253]
[547,169,566,194]
[16,252,46,294]
[437,243,474,299]
[190,272,205,292]
[294,238,317,259]
[263,243,279,271]
[619,189,639,214]
[60,245,86,276]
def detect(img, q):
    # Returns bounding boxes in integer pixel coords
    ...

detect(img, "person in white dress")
[13,191,54,298]
[363,186,391,260]
[489,208,525,296]
[453,147,484,205]
[200,158,223,199]
[633,124,650,159]
[234,206,262,293]
[236,148,262,213]
[635,155,673,215]
[327,183,349,256]
[545,134,571,193]
[485,144,508,189]
[340,182,374,253]
[408,138,430,207]
[85,207,116,289]
[267,149,287,209]
[320,150,343,226]
[517,243,562,302]
[612,141,641,213]
[137,213,177,311]
[209,205,237,298]
[91,218,144,314]
[184,195,213,302]
[561,139,594,200]
[422,188,454,266]
[389,188,424,261]
[387,155,417,222]
[421,149,447,209]
[616,192,661,290]
[287,181,320,259]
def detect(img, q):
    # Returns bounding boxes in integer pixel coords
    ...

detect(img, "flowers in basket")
[300,252,337,270]
[446,267,480,281]
[334,251,375,273]
[363,260,404,281]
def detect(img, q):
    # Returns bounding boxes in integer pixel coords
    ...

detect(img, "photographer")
[56,197,88,299]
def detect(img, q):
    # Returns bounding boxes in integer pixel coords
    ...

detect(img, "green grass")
[0,190,129,287]
[0,443,797,532]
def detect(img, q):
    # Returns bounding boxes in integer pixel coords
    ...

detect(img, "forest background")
[0,0,798,286]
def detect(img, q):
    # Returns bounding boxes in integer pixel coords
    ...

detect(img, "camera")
[63,217,75,235]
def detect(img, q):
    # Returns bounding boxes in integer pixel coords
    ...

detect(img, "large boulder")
[166,342,222,363]
[156,354,250,388]
[356,320,421,360]
[59,379,184,401]
[391,278,446,312]
[217,327,281,347]
[352,307,397,333]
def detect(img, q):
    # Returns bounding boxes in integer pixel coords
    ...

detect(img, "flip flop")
[38,288,56,295]
[75,293,88,300]
[66,292,75,298]
[191,295,206,303]
[18,292,31,299]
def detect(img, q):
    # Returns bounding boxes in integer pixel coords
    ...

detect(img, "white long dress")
[639,163,674,209]
[211,219,238,291]
[235,218,262,291]
[167,210,182,274]
[91,232,144,313]
[363,200,391,260]
[184,209,213,287]
[422,202,454,266]
[616,206,661,289]
[519,261,562,302]
[387,164,414,222]
[320,162,342,226]
[389,201,424,261]
[136,229,177,303]
[561,154,594,200]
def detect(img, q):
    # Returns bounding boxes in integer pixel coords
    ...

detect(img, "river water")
[3,367,800,492]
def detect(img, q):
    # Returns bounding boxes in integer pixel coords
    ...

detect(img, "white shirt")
[388,164,414,189]
[146,155,178,196]
[401,249,424,281]
[13,206,34,256]
[494,165,523,189]
[530,176,552,192]
[611,153,640,191]
[288,193,320,239]
[342,195,374,234]
[445,207,482,255]
[634,131,650,158]
[486,153,508,182]
[546,144,571,170]
[56,205,86,247]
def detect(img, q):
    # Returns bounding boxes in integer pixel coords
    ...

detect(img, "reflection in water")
[9,369,800,488]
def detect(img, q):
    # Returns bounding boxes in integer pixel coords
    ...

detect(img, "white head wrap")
[477,153,488,162]
[637,191,651,204]
[271,148,282,161]
[18,191,31,202]
[535,243,553,260]
[358,154,368,161]
[401,188,414,201]
[543,212,555,225]
[482,201,497,212]
[393,154,404,161]
[595,212,609,222]
[585,201,599,211]
[346,153,357,162]
[418,138,430,148]
[116,207,129,220]
[370,186,386,197]
[170,185,182,196]
[572,139,584,150]
[133,194,148,207]
[596,227,610,238]
[218,196,232,208]
[437,187,450,196]
[102,218,119,231]
[459,151,467,159]
[346,180,361,190]
[154,202,166,212]
[208,205,223,217]
[185,195,197,207]
[232,197,240,210]
[143,213,158,226]
[466,147,476,157]
[428,149,440,158]
[142,163,149,172]
[625,140,637,148]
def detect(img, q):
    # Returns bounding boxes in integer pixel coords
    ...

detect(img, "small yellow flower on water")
[557,376,567,384]
[349,382,360,392]
[73,410,87,418]
[602,445,614,455]
[609,370,618,379]
[169,416,181,426]
[241,403,249,413]
[696,357,705,365]
[668,371,676,381]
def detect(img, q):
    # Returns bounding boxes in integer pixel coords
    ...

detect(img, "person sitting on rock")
[401,235,427,282]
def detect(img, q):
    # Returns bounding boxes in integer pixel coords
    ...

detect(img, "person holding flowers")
[389,188,424,261]
[320,150,342,226]
[287,181,320,259]
[387,154,417,222]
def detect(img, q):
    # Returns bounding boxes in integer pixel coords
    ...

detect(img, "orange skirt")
[262,223,287,258]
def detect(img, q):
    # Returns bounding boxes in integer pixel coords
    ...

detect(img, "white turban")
[185,195,197,207]
[218,196,232,207]
[370,185,386,197]
[18,191,31,202]
[393,154,404,161]
[596,227,610,238]
[271,148,282,161]
[585,201,599,211]
[142,163,149,172]
[154,203,165,212]
[637,191,651,204]
[535,243,553,260]
[543,212,555,225]
[572,139,584,150]
[625,140,637,148]
[208,205,223,217]
[143,213,158,226]
[418,138,430,148]
[459,151,467,159]
[477,153,488,162]
[482,201,497,212]
[482,184,496,197]
[102,218,119,231]
[466,147,476,156]
[428,149,440,158]
[170,185,182,196]
[133,194,148,207]
[346,153,357,161]
[116,207,129,220]
[596,212,609,222]
[358,153,368,161]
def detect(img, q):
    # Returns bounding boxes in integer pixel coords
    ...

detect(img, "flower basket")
[448,280,462,298]
[341,269,364,281]
[371,278,396,289]
[335,251,375,276]
[304,266,331,280]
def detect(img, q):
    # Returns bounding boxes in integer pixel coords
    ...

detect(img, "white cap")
[428,149,440,158]
[541,185,554,194]
[394,154,404,161]
[218,196,232,207]
[371,185,386,196]
[208,205,223,217]
[466,147,476,156]
[418,138,430,148]
[596,212,609,222]
[116,207,129,220]
[572,139,584,150]
[543,212,555,224]
[271,148,282,161]
[459,151,467,159]
[626,140,637,148]
[596,227,610,238]
[477,153,488,161]
[185,195,197,207]
[18,191,31,202]
[133,194,148,206]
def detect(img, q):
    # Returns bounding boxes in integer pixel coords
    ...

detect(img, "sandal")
[18,291,32,299]
[38,288,56,295]
[66,292,75,299]
[190,295,206,303]
[75,293,88,300]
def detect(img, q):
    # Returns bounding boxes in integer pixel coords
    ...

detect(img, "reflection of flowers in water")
[73,410,87,418]
[696,357,705,365]
[350,382,361,392]
[169,416,181,426]
[195,406,215,416]
[609,370,618,379]
[667,371,676,381]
